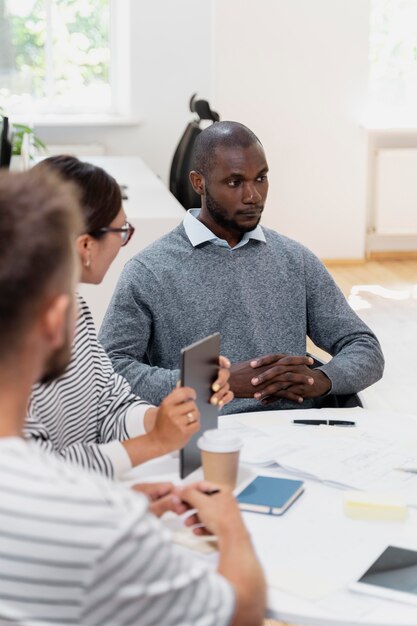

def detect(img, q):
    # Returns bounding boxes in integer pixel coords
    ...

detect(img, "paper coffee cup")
[197,430,242,488]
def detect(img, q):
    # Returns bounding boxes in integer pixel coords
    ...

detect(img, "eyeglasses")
[89,220,135,247]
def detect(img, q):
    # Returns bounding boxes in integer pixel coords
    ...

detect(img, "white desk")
[76,156,185,328]
[123,409,417,626]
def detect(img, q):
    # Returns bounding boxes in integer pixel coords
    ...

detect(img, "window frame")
[3,0,134,125]
[367,0,417,129]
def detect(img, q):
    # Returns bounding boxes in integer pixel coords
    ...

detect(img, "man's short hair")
[192,121,262,177]
[0,169,83,355]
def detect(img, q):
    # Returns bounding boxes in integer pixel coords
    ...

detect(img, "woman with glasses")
[26,156,232,513]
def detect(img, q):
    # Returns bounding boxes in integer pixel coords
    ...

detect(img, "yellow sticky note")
[344,491,408,521]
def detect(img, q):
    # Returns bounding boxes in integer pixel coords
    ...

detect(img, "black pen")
[292,419,356,427]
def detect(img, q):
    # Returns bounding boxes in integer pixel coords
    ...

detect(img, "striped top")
[25,295,152,478]
[0,437,234,625]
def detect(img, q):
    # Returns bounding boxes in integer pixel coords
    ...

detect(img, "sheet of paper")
[229,410,417,500]
[267,566,342,601]
[171,528,218,554]
[316,588,380,620]
[273,431,417,495]
[219,423,279,465]
[161,513,219,557]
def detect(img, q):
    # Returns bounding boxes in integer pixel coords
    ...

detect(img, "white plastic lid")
[197,429,243,453]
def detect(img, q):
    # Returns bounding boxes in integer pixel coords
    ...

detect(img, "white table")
[76,156,185,328]
[123,408,417,626]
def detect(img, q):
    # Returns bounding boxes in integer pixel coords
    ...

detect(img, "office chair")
[308,353,363,409]
[169,93,220,210]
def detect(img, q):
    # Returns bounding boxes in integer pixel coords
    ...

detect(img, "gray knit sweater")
[100,224,384,414]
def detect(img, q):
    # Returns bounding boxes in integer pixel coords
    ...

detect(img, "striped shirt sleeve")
[25,295,154,478]
[24,414,121,477]
[82,296,152,444]
[0,439,235,626]
[82,509,235,626]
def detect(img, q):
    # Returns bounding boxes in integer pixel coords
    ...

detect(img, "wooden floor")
[327,259,417,297]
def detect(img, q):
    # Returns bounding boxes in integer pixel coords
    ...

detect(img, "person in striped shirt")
[0,167,265,625]
[25,156,232,487]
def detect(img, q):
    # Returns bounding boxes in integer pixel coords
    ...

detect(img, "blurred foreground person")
[0,168,265,625]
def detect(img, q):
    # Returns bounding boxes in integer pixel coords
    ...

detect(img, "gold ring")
[187,412,195,424]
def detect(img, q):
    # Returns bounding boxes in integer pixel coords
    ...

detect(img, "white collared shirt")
[183,208,266,250]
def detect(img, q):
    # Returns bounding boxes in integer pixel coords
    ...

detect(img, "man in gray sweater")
[100,121,384,414]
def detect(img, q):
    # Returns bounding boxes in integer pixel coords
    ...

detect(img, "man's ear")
[189,170,205,196]
[76,234,93,269]
[41,294,72,350]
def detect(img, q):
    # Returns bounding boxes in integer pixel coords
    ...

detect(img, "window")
[369,0,417,123]
[0,0,128,118]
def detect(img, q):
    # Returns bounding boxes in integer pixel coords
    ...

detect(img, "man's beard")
[205,186,263,234]
[39,330,72,385]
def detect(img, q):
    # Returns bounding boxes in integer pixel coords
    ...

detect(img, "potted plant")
[0,108,46,170]
[12,121,46,157]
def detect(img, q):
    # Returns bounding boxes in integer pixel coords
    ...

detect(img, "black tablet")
[179,333,220,479]
[350,545,417,606]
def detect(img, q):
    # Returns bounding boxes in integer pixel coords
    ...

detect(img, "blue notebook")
[237,476,304,515]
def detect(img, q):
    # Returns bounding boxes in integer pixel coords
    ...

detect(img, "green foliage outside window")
[0,0,111,113]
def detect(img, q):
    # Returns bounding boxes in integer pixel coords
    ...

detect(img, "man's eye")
[256,175,268,182]
[227,180,241,187]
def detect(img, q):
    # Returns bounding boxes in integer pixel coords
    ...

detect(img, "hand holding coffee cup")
[197,430,242,489]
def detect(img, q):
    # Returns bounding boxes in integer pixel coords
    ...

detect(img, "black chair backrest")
[169,121,202,210]
[169,94,220,210]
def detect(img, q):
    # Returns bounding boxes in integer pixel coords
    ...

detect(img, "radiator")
[375,148,417,235]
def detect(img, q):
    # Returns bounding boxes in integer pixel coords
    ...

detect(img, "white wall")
[212,0,370,259]
[38,0,213,183]
[39,0,372,260]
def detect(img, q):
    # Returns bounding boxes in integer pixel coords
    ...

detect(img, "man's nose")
[242,182,262,204]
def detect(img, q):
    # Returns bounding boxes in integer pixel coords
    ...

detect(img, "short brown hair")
[0,168,83,355]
